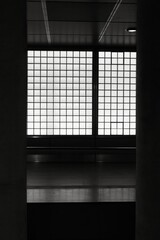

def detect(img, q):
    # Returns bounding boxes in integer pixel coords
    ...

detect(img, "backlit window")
[27,51,93,135]
[98,52,136,135]
[27,50,136,136]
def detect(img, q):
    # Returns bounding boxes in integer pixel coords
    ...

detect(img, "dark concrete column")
[136,2,160,240]
[0,1,27,240]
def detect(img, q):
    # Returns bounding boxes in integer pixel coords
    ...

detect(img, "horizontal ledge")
[27,185,136,189]
[27,146,136,151]
[27,186,135,203]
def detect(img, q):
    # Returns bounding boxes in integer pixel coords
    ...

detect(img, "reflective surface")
[27,162,136,202]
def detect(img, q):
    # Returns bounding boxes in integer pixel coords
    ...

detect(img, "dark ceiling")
[27,0,136,48]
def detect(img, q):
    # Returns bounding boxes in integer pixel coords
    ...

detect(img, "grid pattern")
[98,52,136,135]
[27,51,92,135]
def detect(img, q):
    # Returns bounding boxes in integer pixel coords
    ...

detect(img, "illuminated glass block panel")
[27,51,92,135]
[98,52,136,135]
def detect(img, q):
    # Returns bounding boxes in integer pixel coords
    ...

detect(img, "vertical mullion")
[64,52,69,135]
[45,52,47,135]
[92,50,98,138]
[72,52,74,135]
[40,51,42,135]
[79,52,80,135]
[109,52,111,135]
[46,51,48,135]
[53,51,55,135]
[111,52,112,135]
[59,51,61,135]
[129,52,131,135]
[123,52,125,135]
[33,51,35,135]
[105,52,107,135]
[27,52,29,135]
[66,52,68,135]
[85,52,87,135]
[104,53,106,135]
[27,52,28,135]
[116,54,118,135]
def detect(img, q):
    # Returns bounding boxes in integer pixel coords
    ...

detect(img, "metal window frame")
[27,46,136,149]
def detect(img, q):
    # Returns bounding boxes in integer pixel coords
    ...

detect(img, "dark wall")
[27,203,135,240]
[27,135,136,163]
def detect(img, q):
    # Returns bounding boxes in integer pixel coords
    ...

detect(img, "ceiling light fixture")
[126,27,136,33]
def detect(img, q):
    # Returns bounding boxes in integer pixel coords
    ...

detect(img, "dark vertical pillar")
[92,50,98,157]
[0,0,27,239]
[136,2,160,240]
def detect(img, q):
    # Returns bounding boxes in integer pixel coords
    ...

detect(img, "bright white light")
[127,28,136,33]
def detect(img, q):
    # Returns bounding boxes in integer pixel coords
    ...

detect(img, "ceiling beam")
[99,0,122,42]
[41,0,51,44]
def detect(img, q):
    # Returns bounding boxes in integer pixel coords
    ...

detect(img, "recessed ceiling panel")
[100,21,136,47]
[49,21,104,44]
[27,0,137,47]
[119,0,136,2]
[47,2,115,22]
[27,2,44,20]
[100,34,136,47]
[49,21,104,35]
[50,34,93,46]
[113,4,136,22]
[28,21,46,34]
[28,34,48,45]
[104,22,136,36]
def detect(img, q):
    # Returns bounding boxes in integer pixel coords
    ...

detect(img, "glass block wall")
[27,50,136,136]
[27,51,92,135]
[98,52,136,135]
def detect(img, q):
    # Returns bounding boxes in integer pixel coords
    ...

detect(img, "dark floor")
[27,202,136,240]
[27,162,136,202]
[27,160,136,240]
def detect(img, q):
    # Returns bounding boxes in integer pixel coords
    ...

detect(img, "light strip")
[41,0,52,44]
[99,0,123,42]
